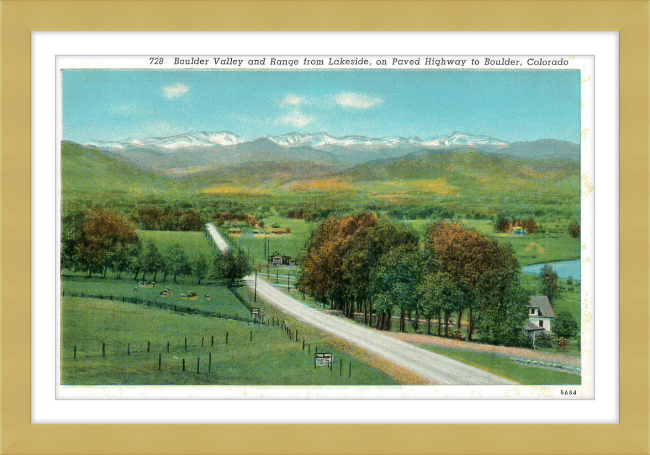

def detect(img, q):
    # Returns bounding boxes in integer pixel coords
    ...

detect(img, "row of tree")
[61,208,250,284]
[297,214,530,346]
[128,207,205,231]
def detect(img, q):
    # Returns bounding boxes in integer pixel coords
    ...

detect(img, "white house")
[527,295,556,334]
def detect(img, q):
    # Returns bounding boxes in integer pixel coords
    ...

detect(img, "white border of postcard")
[32,31,618,424]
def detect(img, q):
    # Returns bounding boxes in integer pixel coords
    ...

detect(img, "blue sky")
[62,69,581,143]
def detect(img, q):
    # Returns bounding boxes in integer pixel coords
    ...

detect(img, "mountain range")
[78,131,580,179]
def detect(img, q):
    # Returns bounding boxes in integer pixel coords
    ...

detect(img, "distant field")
[497,233,581,267]
[61,297,398,386]
[137,230,213,258]
[224,216,315,267]
[423,345,581,385]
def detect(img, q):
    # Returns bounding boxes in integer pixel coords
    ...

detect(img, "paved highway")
[208,225,513,385]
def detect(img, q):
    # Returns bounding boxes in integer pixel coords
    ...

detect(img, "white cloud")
[279,109,315,127]
[334,92,383,109]
[162,83,190,99]
[282,94,305,106]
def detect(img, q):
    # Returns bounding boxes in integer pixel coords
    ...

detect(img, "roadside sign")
[251,308,260,318]
[315,353,333,368]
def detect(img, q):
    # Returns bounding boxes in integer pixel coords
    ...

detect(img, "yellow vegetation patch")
[524,242,545,254]
[282,177,353,192]
[202,186,253,196]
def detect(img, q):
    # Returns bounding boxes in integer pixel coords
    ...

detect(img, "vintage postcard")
[56,55,593,399]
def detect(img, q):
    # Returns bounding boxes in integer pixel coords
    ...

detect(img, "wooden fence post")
[202,337,204,348]
[340,359,342,376]
[147,341,150,353]
[250,331,252,342]
[158,353,162,371]
[185,338,187,351]
[73,346,76,360]
[182,358,185,371]
[302,339,305,350]
[167,342,170,353]
[349,362,352,378]
[197,357,200,374]
[226,332,229,345]
[295,330,298,341]
[208,352,211,373]
[102,342,105,357]
[127,343,130,355]
[211,335,214,347]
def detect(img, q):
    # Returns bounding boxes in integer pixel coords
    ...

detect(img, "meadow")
[61,297,398,386]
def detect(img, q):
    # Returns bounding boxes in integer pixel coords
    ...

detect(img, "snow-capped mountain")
[84,130,510,152]
[85,132,244,151]
[265,131,508,149]
[424,132,509,148]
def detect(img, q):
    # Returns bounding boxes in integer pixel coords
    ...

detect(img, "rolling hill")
[61,141,179,197]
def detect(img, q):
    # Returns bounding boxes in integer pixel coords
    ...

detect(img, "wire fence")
[63,290,263,325]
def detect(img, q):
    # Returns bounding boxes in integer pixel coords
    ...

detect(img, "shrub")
[569,222,581,239]
[535,333,555,348]
[553,311,579,339]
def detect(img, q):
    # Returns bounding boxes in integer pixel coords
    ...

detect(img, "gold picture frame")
[2,1,647,453]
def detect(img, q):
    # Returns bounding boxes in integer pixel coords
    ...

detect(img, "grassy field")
[61,276,248,317]
[423,346,581,385]
[137,230,214,258]
[61,297,399,386]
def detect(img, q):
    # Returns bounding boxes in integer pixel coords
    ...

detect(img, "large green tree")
[540,264,560,303]
[223,250,252,285]
[424,221,521,342]
[139,241,163,282]
[475,281,529,346]
[420,270,463,336]
[164,243,191,283]
[60,204,86,272]
[371,244,421,332]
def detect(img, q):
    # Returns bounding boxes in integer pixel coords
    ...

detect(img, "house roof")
[528,295,556,318]
[524,321,547,332]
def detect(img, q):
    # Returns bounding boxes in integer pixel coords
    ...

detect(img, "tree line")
[61,208,250,284]
[297,214,530,347]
